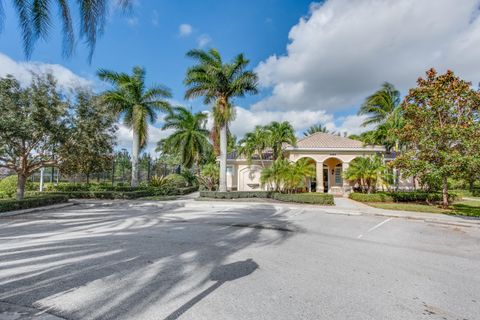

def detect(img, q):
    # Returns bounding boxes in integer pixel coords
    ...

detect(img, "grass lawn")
[368,200,480,217]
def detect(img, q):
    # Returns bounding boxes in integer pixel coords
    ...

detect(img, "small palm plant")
[161,106,211,171]
[98,66,171,186]
[343,156,386,193]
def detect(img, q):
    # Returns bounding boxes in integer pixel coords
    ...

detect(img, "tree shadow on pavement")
[0,202,294,319]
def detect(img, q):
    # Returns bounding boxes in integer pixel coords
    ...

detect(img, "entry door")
[323,168,329,192]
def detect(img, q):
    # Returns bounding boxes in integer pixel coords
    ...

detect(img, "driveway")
[0,199,479,320]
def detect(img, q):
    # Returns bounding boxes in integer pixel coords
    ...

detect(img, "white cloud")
[197,34,211,48]
[253,0,480,112]
[178,23,193,37]
[0,52,91,91]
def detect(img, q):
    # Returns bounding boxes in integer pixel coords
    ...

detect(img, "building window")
[334,164,342,185]
[226,166,233,175]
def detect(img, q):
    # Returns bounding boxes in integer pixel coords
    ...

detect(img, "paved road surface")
[0,199,479,320]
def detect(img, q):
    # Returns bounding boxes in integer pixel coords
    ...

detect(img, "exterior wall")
[228,150,415,194]
[237,164,265,191]
[226,164,238,191]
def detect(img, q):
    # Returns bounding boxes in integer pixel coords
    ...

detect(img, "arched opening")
[322,157,343,194]
[295,157,317,192]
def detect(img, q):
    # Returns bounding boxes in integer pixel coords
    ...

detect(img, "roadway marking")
[358,218,392,239]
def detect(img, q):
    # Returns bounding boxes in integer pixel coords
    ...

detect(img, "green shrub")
[200,191,272,199]
[0,191,9,199]
[48,190,154,199]
[165,174,189,188]
[349,191,457,203]
[0,195,69,213]
[349,192,394,202]
[272,193,334,205]
[199,191,334,205]
[0,175,33,197]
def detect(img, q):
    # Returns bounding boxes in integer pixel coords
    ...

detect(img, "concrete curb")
[0,202,75,218]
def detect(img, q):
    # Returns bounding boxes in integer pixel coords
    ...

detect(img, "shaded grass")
[368,200,480,217]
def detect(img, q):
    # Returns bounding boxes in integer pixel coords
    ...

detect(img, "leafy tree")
[58,91,117,183]
[358,82,401,127]
[184,48,258,192]
[343,156,386,193]
[393,68,480,207]
[1,0,132,60]
[98,66,171,187]
[266,121,296,160]
[114,150,131,184]
[0,74,68,199]
[303,124,329,136]
[161,106,211,170]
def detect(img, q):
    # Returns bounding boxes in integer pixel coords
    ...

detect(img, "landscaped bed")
[199,191,334,205]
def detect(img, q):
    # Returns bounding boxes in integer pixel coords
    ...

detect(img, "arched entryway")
[294,157,317,192]
[322,157,343,194]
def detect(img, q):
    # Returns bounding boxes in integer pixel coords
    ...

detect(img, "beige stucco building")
[226,132,388,196]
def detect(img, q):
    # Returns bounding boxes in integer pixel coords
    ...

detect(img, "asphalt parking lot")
[0,199,479,320]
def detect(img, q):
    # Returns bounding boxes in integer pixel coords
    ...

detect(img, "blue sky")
[1,0,480,154]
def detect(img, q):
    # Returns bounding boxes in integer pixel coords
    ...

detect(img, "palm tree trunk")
[218,124,227,192]
[131,129,140,187]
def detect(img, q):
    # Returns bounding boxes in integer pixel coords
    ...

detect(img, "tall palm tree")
[184,48,258,192]
[267,121,296,160]
[98,66,171,186]
[1,0,132,60]
[303,124,329,136]
[161,106,211,170]
[358,82,400,127]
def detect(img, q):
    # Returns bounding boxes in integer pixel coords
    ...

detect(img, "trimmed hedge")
[349,191,458,203]
[200,191,272,199]
[272,193,334,205]
[200,191,334,205]
[46,186,199,199]
[0,195,69,213]
[48,190,154,199]
[349,192,394,203]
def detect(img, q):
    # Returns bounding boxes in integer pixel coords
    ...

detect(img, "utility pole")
[39,168,45,192]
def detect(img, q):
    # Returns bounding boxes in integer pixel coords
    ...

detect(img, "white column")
[316,161,324,192]
[39,168,45,192]
[342,162,350,194]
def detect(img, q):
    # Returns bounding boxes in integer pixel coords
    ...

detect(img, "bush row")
[272,193,334,205]
[199,191,334,205]
[199,191,272,199]
[0,195,69,213]
[349,191,458,203]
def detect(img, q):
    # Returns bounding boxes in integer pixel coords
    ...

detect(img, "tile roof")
[288,132,378,149]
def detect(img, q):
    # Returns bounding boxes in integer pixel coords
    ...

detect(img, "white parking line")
[358,218,392,239]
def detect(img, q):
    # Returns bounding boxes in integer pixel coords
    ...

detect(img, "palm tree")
[238,125,270,167]
[98,66,171,187]
[1,0,132,60]
[358,82,400,127]
[266,121,296,160]
[303,124,329,136]
[294,158,316,192]
[184,48,258,192]
[161,106,211,170]
[343,156,386,193]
